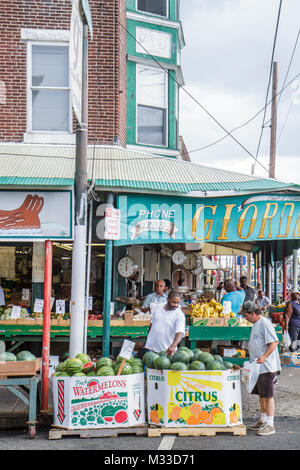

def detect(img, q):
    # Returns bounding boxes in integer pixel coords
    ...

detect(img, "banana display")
[189,298,236,319]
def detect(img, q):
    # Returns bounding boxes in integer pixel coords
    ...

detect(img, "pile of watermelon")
[0,350,36,362]
[143,347,233,371]
[52,353,144,377]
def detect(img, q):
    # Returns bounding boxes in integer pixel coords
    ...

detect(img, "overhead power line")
[252,0,283,174]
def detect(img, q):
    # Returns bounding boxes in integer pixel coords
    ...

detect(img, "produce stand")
[0,358,41,438]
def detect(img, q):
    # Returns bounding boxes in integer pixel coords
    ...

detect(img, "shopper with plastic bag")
[283,292,300,352]
[240,301,281,436]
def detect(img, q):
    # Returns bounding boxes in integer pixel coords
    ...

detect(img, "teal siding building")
[126,0,185,157]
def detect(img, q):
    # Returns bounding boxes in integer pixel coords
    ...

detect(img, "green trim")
[0,176,73,186]
[127,18,178,65]
[94,178,293,193]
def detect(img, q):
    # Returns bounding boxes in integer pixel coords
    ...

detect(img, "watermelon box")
[146,368,242,428]
[52,373,145,429]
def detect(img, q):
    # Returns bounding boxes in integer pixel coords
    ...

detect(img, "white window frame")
[136,0,169,19]
[136,63,169,148]
[21,29,75,144]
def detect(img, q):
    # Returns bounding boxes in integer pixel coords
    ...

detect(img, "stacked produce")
[143,346,233,371]
[0,350,36,361]
[189,299,235,319]
[0,307,30,320]
[52,353,144,377]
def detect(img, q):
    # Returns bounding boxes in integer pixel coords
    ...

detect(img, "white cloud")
[179,0,300,183]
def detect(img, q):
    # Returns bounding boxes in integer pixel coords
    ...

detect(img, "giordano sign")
[115,193,300,246]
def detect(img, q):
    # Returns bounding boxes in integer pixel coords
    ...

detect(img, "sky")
[179,0,300,185]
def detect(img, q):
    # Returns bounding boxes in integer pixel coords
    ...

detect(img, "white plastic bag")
[283,331,291,348]
[241,361,260,393]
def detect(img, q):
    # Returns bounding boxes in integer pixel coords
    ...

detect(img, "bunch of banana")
[189,299,235,318]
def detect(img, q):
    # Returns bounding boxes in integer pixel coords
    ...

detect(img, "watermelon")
[206,360,224,371]
[16,351,36,361]
[170,362,188,371]
[114,410,128,424]
[75,353,91,364]
[142,351,159,368]
[82,362,96,374]
[55,361,68,372]
[119,363,132,375]
[73,372,86,377]
[96,357,113,370]
[198,352,214,364]
[223,361,234,369]
[96,366,115,376]
[154,355,171,370]
[188,360,206,371]
[86,370,97,376]
[213,354,223,363]
[0,352,16,361]
[178,346,194,361]
[132,358,143,367]
[53,372,70,377]
[65,358,83,375]
[192,349,203,361]
[158,351,167,356]
[170,350,190,365]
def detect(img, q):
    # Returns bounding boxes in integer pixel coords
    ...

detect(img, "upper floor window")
[28,43,71,132]
[136,64,168,146]
[137,0,167,17]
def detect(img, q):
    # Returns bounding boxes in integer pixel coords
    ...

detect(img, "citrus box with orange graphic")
[146,369,242,427]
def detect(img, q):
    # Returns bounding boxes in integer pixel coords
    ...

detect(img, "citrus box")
[52,373,145,429]
[146,368,242,427]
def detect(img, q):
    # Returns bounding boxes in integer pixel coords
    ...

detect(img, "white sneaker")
[256,424,275,436]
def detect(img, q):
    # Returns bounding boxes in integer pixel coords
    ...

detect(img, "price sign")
[34,298,44,313]
[56,300,66,314]
[22,289,30,301]
[104,208,121,240]
[119,339,135,361]
[11,305,21,319]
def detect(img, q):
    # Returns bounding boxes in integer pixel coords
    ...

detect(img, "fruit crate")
[0,358,41,378]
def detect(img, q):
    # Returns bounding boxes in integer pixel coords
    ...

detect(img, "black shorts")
[251,372,279,398]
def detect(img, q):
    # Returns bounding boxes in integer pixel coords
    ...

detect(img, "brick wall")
[0,0,127,145]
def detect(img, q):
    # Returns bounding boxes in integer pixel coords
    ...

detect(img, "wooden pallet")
[49,425,148,440]
[148,424,246,437]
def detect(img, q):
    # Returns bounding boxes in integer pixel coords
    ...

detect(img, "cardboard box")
[52,373,145,429]
[281,352,300,368]
[147,368,242,427]
[218,346,246,358]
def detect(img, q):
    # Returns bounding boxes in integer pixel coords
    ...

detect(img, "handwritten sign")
[22,288,30,301]
[56,300,66,314]
[11,305,21,319]
[119,339,135,361]
[33,298,44,313]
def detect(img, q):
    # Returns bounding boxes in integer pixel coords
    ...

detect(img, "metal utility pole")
[69,18,89,358]
[269,62,278,179]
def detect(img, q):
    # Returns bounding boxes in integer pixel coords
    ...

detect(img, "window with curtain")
[30,45,70,132]
[136,65,168,146]
[137,0,167,17]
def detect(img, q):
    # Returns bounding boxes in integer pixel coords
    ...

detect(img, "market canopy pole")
[41,240,52,412]
[102,192,114,357]
[69,1,89,357]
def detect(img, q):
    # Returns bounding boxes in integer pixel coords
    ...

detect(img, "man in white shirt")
[145,290,185,355]
[241,301,281,436]
[256,290,271,311]
[0,279,5,306]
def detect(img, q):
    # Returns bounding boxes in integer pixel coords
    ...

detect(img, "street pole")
[69,19,89,358]
[102,192,114,357]
[41,240,52,412]
[269,61,278,179]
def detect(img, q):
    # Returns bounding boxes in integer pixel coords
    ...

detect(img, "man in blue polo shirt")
[221,279,245,316]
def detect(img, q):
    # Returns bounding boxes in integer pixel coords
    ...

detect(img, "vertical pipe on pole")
[103,192,114,357]
[69,20,88,358]
[283,241,287,300]
[293,248,298,292]
[83,196,93,354]
[269,61,278,179]
[41,240,52,411]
